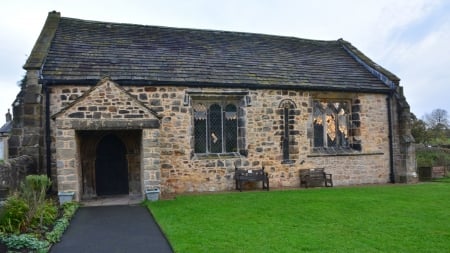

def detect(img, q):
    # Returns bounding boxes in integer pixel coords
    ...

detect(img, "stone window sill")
[308,148,384,157]
[281,159,296,165]
[193,152,243,160]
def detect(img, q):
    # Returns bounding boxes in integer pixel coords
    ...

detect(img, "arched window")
[278,99,297,162]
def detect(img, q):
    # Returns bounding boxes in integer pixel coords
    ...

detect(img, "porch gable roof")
[52,77,160,121]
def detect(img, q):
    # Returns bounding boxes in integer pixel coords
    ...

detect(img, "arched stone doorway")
[95,134,129,196]
[77,130,143,199]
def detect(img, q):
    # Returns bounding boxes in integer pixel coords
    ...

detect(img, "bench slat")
[299,168,333,188]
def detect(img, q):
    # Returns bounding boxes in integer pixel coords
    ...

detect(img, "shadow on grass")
[431,177,450,183]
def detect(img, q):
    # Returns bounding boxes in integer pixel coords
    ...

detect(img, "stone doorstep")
[81,194,143,207]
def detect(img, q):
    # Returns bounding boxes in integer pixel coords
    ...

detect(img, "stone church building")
[8,11,416,201]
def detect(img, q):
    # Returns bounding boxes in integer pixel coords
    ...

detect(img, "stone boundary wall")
[0,155,36,191]
[432,166,446,178]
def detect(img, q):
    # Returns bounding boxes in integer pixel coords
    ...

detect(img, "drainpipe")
[387,91,395,183]
[44,82,52,179]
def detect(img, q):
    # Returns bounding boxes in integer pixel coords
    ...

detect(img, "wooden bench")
[235,167,269,192]
[299,168,333,188]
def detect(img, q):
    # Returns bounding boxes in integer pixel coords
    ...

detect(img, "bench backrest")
[299,168,325,178]
[235,167,266,179]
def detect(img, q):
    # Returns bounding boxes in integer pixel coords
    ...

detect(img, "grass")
[146,179,450,253]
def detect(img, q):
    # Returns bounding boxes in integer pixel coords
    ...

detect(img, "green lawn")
[146,179,450,253]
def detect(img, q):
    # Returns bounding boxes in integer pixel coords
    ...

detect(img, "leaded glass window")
[224,104,238,152]
[193,101,238,154]
[209,104,222,153]
[194,103,207,153]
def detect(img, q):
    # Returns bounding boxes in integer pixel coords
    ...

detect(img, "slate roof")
[0,121,12,135]
[26,12,399,93]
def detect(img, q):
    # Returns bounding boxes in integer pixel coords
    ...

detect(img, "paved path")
[50,205,173,253]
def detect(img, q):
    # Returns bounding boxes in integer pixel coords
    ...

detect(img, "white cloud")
[0,0,449,122]
[370,1,450,117]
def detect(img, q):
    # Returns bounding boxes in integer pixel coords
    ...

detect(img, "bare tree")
[424,108,449,130]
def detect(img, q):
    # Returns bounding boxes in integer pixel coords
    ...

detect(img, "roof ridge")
[59,15,339,44]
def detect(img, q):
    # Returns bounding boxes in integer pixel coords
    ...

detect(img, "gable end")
[52,78,159,126]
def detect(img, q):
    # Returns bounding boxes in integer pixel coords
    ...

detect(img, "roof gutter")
[39,78,392,94]
[44,81,52,180]
[387,91,395,183]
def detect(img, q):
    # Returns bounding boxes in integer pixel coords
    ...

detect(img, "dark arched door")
[95,134,129,196]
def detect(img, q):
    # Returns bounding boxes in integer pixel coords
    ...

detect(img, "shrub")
[30,199,58,232]
[45,217,69,244]
[417,148,450,167]
[0,176,81,252]
[20,175,52,230]
[62,201,79,219]
[1,233,49,252]
[0,196,29,234]
[20,175,52,209]
[0,175,56,234]
[45,202,79,244]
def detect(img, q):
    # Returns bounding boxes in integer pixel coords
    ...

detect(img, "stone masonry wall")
[8,70,44,172]
[391,87,417,183]
[0,155,36,191]
[49,83,392,195]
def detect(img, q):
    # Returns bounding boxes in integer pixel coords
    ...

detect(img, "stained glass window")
[313,101,350,148]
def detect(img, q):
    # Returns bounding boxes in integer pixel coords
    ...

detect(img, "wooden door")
[95,134,129,196]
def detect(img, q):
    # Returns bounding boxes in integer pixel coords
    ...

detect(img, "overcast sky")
[1,0,449,124]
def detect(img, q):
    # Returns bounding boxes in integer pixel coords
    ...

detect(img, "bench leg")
[262,180,269,191]
[300,180,306,188]
[236,179,243,191]
[325,174,333,187]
